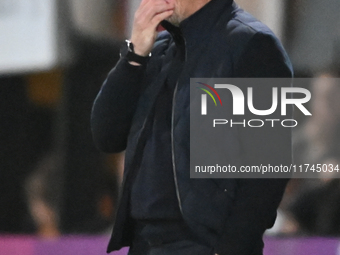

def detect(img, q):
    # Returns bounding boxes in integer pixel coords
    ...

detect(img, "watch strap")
[123,40,151,66]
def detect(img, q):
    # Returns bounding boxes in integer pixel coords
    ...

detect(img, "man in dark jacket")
[91,0,293,254]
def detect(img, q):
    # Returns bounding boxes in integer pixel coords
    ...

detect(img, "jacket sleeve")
[215,32,293,255]
[91,57,147,153]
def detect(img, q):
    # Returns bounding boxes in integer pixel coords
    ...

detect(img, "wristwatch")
[121,40,151,66]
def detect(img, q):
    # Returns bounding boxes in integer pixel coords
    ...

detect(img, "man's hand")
[131,0,175,56]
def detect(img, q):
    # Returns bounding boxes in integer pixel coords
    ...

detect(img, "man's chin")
[165,15,181,26]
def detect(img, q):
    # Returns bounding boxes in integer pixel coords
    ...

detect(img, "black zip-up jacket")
[91,0,293,254]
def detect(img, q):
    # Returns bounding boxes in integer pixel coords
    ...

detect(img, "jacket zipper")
[171,81,183,214]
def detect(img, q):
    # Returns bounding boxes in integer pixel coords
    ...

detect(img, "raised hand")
[130,0,175,56]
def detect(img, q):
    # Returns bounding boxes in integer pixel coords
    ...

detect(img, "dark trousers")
[128,220,214,255]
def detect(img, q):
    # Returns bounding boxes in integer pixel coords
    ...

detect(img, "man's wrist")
[132,44,150,57]
[122,40,151,66]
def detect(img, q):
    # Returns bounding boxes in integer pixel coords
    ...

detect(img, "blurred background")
[1,0,340,254]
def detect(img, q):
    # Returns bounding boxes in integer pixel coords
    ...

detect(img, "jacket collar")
[161,0,235,54]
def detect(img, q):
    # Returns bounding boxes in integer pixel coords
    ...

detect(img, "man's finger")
[151,10,174,25]
[140,1,174,20]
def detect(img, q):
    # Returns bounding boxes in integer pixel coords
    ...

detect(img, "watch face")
[125,40,134,53]
[119,40,128,58]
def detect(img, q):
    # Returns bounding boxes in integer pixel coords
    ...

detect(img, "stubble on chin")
[165,3,184,26]
[166,14,181,26]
